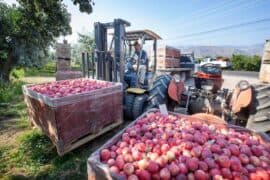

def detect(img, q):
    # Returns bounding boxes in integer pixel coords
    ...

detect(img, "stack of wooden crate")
[55,41,82,81]
[156,46,181,69]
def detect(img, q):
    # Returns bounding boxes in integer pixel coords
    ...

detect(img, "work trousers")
[138,65,146,84]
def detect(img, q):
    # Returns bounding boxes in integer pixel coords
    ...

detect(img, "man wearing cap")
[132,41,148,87]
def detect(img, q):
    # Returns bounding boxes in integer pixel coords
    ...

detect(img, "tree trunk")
[0,50,14,82]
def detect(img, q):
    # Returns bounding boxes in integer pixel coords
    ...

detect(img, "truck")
[200,57,232,69]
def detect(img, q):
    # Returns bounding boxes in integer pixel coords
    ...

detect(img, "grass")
[0,64,125,179]
[0,78,89,179]
[24,61,56,77]
[11,61,81,79]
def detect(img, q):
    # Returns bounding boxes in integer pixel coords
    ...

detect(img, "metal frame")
[93,20,162,85]
[124,30,161,73]
[94,19,130,84]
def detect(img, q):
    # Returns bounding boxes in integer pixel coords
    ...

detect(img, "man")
[132,41,148,86]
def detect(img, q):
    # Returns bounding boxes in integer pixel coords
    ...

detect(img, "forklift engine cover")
[230,80,252,113]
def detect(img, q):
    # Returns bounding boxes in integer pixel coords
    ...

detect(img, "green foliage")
[3,127,91,179]
[0,80,24,103]
[10,68,25,79]
[14,130,56,167]
[0,1,71,81]
[70,0,94,14]
[72,32,94,65]
[0,0,94,82]
[78,32,95,52]
[231,54,261,71]
[24,60,56,77]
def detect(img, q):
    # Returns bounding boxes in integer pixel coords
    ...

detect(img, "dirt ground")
[21,77,55,84]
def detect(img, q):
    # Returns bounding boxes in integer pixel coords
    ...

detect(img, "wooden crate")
[157,46,181,58]
[259,41,270,83]
[56,43,71,59]
[56,59,71,71]
[23,79,123,155]
[87,109,270,179]
[55,71,83,81]
[259,64,270,83]
[157,57,180,68]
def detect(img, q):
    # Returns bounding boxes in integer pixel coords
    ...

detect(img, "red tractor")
[167,51,270,134]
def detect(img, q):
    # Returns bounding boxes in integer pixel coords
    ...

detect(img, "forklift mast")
[94,19,130,83]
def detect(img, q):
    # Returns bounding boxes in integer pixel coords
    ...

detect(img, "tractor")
[174,40,270,134]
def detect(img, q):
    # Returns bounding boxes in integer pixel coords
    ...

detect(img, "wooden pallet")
[56,120,123,155]
[30,116,123,156]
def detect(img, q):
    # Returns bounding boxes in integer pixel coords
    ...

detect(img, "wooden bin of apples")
[23,78,123,155]
[87,109,270,180]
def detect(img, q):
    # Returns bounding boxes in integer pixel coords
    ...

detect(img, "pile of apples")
[29,79,112,98]
[100,112,270,180]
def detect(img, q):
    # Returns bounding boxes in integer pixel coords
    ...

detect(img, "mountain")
[178,44,264,58]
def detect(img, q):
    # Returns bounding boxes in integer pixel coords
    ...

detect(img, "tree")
[70,0,94,14]
[71,32,94,65]
[231,54,261,71]
[0,0,94,81]
[78,32,95,52]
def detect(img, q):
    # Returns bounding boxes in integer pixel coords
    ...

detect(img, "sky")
[4,0,270,46]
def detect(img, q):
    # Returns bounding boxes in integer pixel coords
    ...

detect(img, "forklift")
[87,19,172,120]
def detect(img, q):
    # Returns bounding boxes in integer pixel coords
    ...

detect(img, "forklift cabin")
[93,18,162,90]
[124,29,162,89]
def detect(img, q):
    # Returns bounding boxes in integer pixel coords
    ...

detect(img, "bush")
[0,80,24,103]
[231,54,261,71]
[10,68,25,79]
[24,60,56,77]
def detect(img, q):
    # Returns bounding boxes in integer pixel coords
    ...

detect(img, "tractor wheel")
[132,95,148,119]
[124,93,135,120]
[246,84,270,133]
[147,75,172,108]
[153,74,171,85]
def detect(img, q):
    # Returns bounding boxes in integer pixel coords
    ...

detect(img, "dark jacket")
[134,49,148,65]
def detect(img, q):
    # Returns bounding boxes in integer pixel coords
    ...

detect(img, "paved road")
[223,70,259,78]
[222,70,259,89]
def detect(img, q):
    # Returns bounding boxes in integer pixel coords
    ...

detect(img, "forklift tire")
[124,93,135,120]
[132,95,148,119]
[246,85,270,133]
